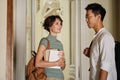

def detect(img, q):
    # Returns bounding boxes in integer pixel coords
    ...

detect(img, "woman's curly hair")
[43,15,63,32]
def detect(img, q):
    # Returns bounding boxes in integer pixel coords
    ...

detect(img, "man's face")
[85,10,98,29]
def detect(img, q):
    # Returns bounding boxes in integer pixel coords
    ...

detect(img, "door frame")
[6,0,13,80]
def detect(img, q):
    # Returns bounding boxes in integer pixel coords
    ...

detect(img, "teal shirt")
[39,34,64,78]
[39,34,63,51]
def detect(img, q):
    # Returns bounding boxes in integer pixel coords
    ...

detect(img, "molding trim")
[6,0,13,80]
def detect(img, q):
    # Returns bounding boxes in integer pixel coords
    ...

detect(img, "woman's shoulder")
[56,39,63,44]
[39,37,48,47]
[41,37,48,41]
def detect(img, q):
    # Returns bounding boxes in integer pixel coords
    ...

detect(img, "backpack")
[26,38,49,80]
[115,41,120,80]
[26,51,47,80]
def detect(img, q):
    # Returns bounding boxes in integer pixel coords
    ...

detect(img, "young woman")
[35,15,66,80]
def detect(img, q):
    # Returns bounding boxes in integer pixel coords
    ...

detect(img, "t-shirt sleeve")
[39,38,48,48]
[57,40,64,51]
[59,42,63,51]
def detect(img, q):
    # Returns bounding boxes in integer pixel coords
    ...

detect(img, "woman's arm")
[35,45,58,68]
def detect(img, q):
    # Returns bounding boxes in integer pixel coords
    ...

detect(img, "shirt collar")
[93,28,105,38]
[47,34,57,41]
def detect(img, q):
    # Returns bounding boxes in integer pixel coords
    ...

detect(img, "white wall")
[0,0,7,80]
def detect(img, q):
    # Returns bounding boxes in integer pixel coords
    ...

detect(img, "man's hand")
[83,47,90,57]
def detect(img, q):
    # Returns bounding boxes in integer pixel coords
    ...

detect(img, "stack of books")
[44,49,60,69]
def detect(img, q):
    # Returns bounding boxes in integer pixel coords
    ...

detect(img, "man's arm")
[99,69,108,80]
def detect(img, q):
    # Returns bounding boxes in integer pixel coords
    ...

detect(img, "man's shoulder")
[97,29,114,43]
[100,29,113,39]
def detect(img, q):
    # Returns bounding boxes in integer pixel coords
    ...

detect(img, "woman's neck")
[50,32,57,36]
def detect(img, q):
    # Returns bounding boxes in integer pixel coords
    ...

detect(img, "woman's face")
[49,18,62,34]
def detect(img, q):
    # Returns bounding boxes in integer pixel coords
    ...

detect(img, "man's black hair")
[85,3,106,21]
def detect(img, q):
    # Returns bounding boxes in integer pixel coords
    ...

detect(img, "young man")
[83,3,117,80]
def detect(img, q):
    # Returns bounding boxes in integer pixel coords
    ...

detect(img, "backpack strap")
[43,38,50,49]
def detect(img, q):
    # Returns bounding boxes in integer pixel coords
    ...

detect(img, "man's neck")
[94,22,104,33]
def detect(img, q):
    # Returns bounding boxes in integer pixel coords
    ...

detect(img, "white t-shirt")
[90,28,117,80]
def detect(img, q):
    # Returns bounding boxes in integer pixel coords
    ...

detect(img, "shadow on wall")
[114,0,120,41]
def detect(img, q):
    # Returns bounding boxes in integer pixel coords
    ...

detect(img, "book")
[44,49,61,69]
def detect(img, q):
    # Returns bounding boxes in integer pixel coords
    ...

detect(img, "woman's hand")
[57,58,65,70]
[58,51,64,58]
[57,51,66,70]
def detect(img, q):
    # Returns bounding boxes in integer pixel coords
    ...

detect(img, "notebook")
[44,49,60,69]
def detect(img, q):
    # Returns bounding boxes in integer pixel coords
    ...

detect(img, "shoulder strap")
[43,38,50,49]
